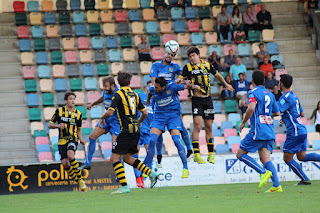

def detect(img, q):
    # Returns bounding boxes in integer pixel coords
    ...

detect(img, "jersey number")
[129,97,136,115]
[265,95,270,113]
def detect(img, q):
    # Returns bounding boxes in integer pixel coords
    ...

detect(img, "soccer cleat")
[187,150,193,160]
[259,170,272,189]
[78,179,87,192]
[77,164,91,171]
[296,180,311,185]
[181,169,189,179]
[149,171,159,188]
[157,163,162,168]
[265,185,283,193]
[111,185,130,194]
[193,154,206,164]
[139,176,145,189]
[136,177,143,188]
[207,154,215,164]
[142,173,148,178]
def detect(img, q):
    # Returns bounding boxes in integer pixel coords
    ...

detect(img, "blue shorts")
[151,111,182,132]
[240,132,273,154]
[283,134,307,153]
[138,131,150,146]
[95,119,120,136]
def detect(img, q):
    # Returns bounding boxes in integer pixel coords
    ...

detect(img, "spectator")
[272,85,282,101]
[234,73,249,99]
[229,57,247,81]
[224,49,237,72]
[221,75,235,100]
[306,0,318,26]
[138,35,152,61]
[260,57,274,77]
[264,71,278,92]
[154,0,167,10]
[257,4,273,30]
[308,101,320,133]
[208,51,222,72]
[231,6,244,31]
[243,6,259,35]
[168,0,192,7]
[256,43,270,65]
[239,93,248,114]
[217,5,232,44]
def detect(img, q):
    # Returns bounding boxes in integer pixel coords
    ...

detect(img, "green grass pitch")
[1,181,319,213]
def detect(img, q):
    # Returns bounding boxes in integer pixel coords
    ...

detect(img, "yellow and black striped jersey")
[179,59,218,96]
[109,86,146,134]
[50,106,82,145]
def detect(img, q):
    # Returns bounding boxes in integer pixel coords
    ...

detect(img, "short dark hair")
[187,46,200,56]
[102,76,115,86]
[155,77,167,87]
[117,71,132,86]
[259,43,264,47]
[238,73,244,77]
[221,5,227,9]
[252,70,265,86]
[146,80,152,85]
[280,74,293,89]
[64,92,76,101]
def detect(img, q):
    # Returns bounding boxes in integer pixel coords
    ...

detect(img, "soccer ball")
[165,40,179,55]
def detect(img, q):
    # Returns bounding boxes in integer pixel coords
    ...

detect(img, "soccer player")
[176,47,234,164]
[99,71,159,194]
[150,52,193,161]
[278,74,320,185]
[144,77,199,178]
[48,92,87,192]
[77,77,120,171]
[237,71,282,193]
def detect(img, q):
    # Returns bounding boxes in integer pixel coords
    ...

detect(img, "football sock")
[207,138,214,155]
[132,159,152,176]
[286,159,309,181]
[66,166,76,180]
[132,154,141,178]
[264,161,280,187]
[113,161,127,186]
[192,140,200,156]
[239,154,266,174]
[143,133,158,168]
[303,153,320,162]
[181,124,192,151]
[156,134,163,155]
[172,135,188,170]
[70,158,82,181]
[84,137,96,166]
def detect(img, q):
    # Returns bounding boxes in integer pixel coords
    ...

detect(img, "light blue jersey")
[277,91,307,136]
[150,60,182,83]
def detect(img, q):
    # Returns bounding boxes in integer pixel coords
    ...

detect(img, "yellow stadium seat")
[87,10,99,23]
[140,61,152,74]
[30,122,44,135]
[125,0,139,9]
[62,37,75,50]
[30,12,42,25]
[177,33,190,46]
[40,79,53,92]
[100,10,113,22]
[212,5,222,18]
[202,19,214,32]
[21,52,33,65]
[123,48,136,61]
[44,107,56,121]
[252,42,262,55]
[111,62,124,75]
[103,23,116,35]
[262,29,275,42]
[132,22,144,34]
[98,0,109,10]
[143,9,155,21]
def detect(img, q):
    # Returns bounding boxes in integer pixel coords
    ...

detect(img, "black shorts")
[58,141,78,160]
[192,96,214,120]
[112,132,140,154]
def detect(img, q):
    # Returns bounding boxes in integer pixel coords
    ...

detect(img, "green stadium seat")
[25,80,37,92]
[34,130,47,138]
[236,121,248,133]
[198,7,210,19]
[76,106,87,119]
[120,36,132,48]
[29,108,41,121]
[82,128,93,135]
[225,100,237,113]
[42,93,54,106]
[59,12,70,24]
[15,13,27,25]
[97,63,109,76]
[34,39,46,51]
[51,51,63,64]
[149,34,160,47]
[89,24,101,36]
[52,143,59,152]
[70,78,82,91]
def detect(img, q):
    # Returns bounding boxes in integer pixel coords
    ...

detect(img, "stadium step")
[0,149,37,159]
[0,134,34,149]
[274,25,310,39]
[0,50,19,63]
[286,65,320,78]
[265,1,301,14]
[0,13,15,24]
[0,78,25,91]
[0,24,16,37]
[0,157,39,165]
[272,13,305,26]
[0,63,20,77]
[281,52,319,66]
[277,38,313,53]
[0,106,29,120]
[0,37,18,50]
[0,92,25,106]
[0,119,30,135]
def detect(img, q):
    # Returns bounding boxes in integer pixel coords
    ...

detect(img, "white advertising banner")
[124,151,320,188]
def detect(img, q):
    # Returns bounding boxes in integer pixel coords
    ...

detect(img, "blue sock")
[264,161,280,187]
[303,153,320,162]
[132,154,141,178]
[85,138,96,166]
[143,134,158,168]
[172,135,188,170]
[286,159,309,181]
[181,124,192,151]
[239,154,266,174]
[156,134,163,155]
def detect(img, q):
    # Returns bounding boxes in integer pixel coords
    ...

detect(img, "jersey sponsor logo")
[112,142,117,150]
[156,96,173,107]
[259,115,273,124]
[226,159,241,174]
[104,100,112,108]
[204,109,214,115]
[158,73,172,80]
[191,69,209,75]
[61,117,77,125]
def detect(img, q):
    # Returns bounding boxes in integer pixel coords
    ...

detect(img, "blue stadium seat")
[82,63,95,77]
[51,136,59,145]
[90,106,103,119]
[246,70,253,82]
[103,149,112,159]
[70,0,81,10]
[220,121,233,133]
[27,93,39,107]
[36,144,50,154]
[28,1,40,12]
[226,5,234,14]
[227,136,240,149]
[252,0,262,3]
[305,125,316,133]
[75,24,87,37]
[143,75,151,86]
[209,45,222,56]
[91,37,104,49]
[44,12,56,24]
[212,122,218,131]
[213,129,222,137]
[106,36,118,49]
[99,133,112,142]
[19,39,31,52]
[271,55,284,69]
[273,119,280,127]
[171,7,183,20]
[191,32,204,45]
[38,65,51,78]
[55,79,68,91]
[216,144,229,154]
[36,52,48,64]
[238,43,250,56]
[146,21,158,34]
[32,26,44,38]
[238,0,247,3]
[228,113,241,126]
[266,42,279,55]
[128,9,141,21]
[213,101,222,113]
[109,49,121,62]
[211,86,219,100]
[174,20,186,33]
[185,7,196,19]
[73,11,85,24]
[140,0,151,8]
[54,151,61,161]
[312,140,320,150]
[84,77,97,90]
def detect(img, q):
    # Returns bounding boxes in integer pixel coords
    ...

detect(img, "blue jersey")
[138,92,154,132]
[150,60,182,83]
[103,85,119,122]
[149,83,185,113]
[247,86,279,140]
[277,91,307,136]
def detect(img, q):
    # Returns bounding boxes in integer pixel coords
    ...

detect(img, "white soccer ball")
[165,40,179,55]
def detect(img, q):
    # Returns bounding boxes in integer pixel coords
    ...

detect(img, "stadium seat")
[39,152,53,162]
[238,43,250,57]
[87,10,99,23]
[40,79,53,92]
[76,106,87,119]
[308,132,320,146]
[74,24,86,37]
[221,121,233,133]
[151,47,164,61]
[34,39,45,51]
[83,63,95,77]
[17,26,29,39]
[115,10,127,22]
[15,13,27,26]
[248,30,260,42]
[163,34,175,44]
[111,62,124,75]
[64,51,77,64]
[35,52,48,65]
[85,77,97,90]
[266,42,279,55]
[146,21,158,34]
[202,19,214,32]
[52,65,65,78]
[89,24,101,36]
[185,7,196,19]
[56,0,68,11]
[231,143,240,153]
[225,100,237,113]
[30,12,42,25]
[27,94,39,107]
[140,0,151,8]
[38,65,51,78]
[149,34,160,47]
[188,20,200,32]
[97,63,109,76]
[142,9,155,21]
[70,78,82,91]
[215,114,226,128]
[90,106,103,119]
[160,21,172,34]
[34,129,46,137]
[55,78,67,91]
[173,20,186,33]
[275,133,286,147]
[312,140,320,150]
[132,22,144,34]
[100,10,113,22]
[205,32,218,45]
[13,1,25,12]
[305,125,316,133]
[216,144,229,154]
[224,44,236,56]
[46,25,58,38]
[209,44,222,56]
[224,128,237,141]
[84,0,95,10]
[191,32,203,45]
[197,45,208,58]
[87,91,100,104]
[180,46,189,59]
[211,5,222,18]
[251,42,261,55]
[242,57,256,70]
[51,51,63,64]
[262,29,274,42]
[228,113,241,126]
[42,93,54,106]
[28,1,39,12]
[130,75,141,88]
[171,7,183,20]
[142,75,151,86]
[98,0,109,10]
[76,37,89,49]
[29,108,41,121]
[80,50,93,63]
[23,66,36,79]
[198,6,210,19]
[74,92,85,105]
[118,23,129,35]
[120,35,132,48]
[129,9,141,21]
[73,11,85,24]
[31,26,44,38]
[211,85,219,99]
[228,136,240,149]
[44,107,56,120]
[61,25,73,37]
[47,38,59,51]
[94,50,106,63]
[157,8,169,20]
[123,49,136,61]
[271,55,284,69]
[109,49,121,62]
[140,61,152,75]
[213,101,222,114]
[44,12,56,25]
[275,69,288,81]
[59,12,70,24]
[91,37,104,49]
[66,64,79,78]
[21,52,33,65]
[112,0,123,9]
[19,39,31,52]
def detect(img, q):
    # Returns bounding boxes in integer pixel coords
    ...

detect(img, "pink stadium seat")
[130,75,141,88]
[115,10,127,22]
[178,89,189,101]
[214,137,225,146]
[101,142,112,151]
[223,44,236,56]
[13,1,25,13]
[199,145,208,155]
[188,20,200,32]
[23,66,36,79]
[65,51,78,63]
[87,91,100,104]
[224,128,237,141]
[301,117,311,125]
[231,143,240,153]
[53,65,65,78]
[82,120,90,128]
[214,114,226,127]
[275,69,288,81]
[75,150,86,160]
[78,37,90,50]
[17,26,29,39]
[151,47,164,60]
[163,34,175,45]
[182,115,193,129]
[35,137,49,146]
[39,152,53,162]
[275,133,286,147]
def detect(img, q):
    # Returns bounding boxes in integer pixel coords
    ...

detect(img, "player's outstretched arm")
[239,102,256,132]
[138,109,148,125]
[77,129,85,145]
[175,76,184,84]
[146,93,153,106]
[48,122,64,129]
[216,73,234,91]
[87,96,104,110]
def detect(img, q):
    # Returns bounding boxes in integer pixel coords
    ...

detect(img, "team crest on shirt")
[166,90,171,94]
[203,69,208,73]
[280,99,285,105]
[169,68,173,72]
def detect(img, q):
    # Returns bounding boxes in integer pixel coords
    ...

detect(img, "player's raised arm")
[87,95,103,110]
[99,94,120,126]
[137,95,148,125]
[215,72,234,92]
